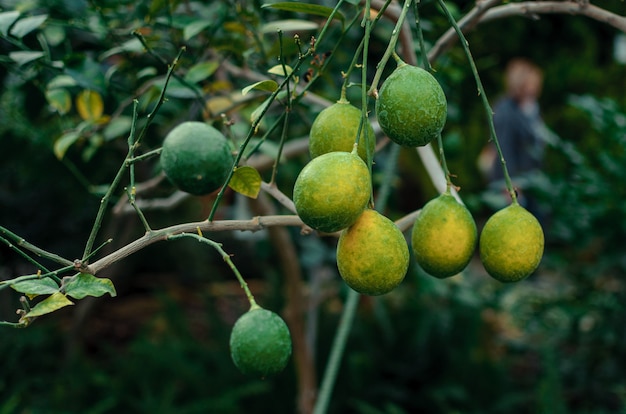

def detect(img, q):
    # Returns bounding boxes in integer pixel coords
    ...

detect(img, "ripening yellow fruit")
[479,203,544,283]
[336,209,409,296]
[309,99,376,163]
[411,192,477,278]
[293,151,371,234]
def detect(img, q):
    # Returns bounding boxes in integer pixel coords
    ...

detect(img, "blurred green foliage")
[2,0,626,413]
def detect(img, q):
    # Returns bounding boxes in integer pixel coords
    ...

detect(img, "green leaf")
[10,14,48,38]
[8,50,44,66]
[47,75,77,89]
[249,91,287,124]
[262,2,345,25]
[153,77,201,99]
[261,19,318,34]
[45,88,72,115]
[64,273,117,300]
[11,278,59,299]
[54,130,81,160]
[0,10,20,37]
[243,138,286,163]
[103,116,133,141]
[242,80,278,96]
[65,56,106,92]
[228,166,262,199]
[24,292,73,319]
[99,38,145,60]
[184,61,219,83]
[183,19,212,41]
[267,64,293,77]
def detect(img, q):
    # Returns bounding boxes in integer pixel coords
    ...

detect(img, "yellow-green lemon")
[411,192,477,278]
[337,209,409,295]
[160,121,233,195]
[309,100,376,163]
[293,151,371,233]
[375,63,447,147]
[479,203,544,283]
[229,307,292,377]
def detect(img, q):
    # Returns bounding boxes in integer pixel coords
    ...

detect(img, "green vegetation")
[2,0,626,413]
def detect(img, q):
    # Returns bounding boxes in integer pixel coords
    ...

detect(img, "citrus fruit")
[479,203,544,282]
[411,192,477,278]
[309,99,376,163]
[293,151,371,233]
[160,121,233,195]
[375,63,447,147]
[336,209,409,295]
[229,306,292,376]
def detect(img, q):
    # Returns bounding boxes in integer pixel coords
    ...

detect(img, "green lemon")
[293,151,371,233]
[411,192,477,278]
[309,100,376,163]
[160,121,233,195]
[229,307,292,376]
[479,203,544,283]
[337,209,409,295]
[375,63,447,147]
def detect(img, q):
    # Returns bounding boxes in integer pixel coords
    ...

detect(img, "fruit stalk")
[435,0,518,203]
[167,232,258,309]
[368,0,414,98]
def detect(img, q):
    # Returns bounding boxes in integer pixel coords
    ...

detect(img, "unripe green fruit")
[479,203,544,283]
[293,151,371,233]
[309,100,376,163]
[160,121,233,195]
[375,63,447,147]
[229,307,292,377]
[411,193,477,278]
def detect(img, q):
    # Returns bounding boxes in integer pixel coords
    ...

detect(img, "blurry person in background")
[484,58,551,222]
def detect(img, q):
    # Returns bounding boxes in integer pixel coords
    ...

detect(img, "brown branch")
[428,0,504,63]
[429,0,626,62]
[87,215,305,274]
[480,1,626,32]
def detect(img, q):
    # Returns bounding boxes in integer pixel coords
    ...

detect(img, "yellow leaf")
[76,89,104,121]
[228,166,262,199]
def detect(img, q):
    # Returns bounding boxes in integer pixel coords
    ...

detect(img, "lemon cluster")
[294,100,410,295]
[411,193,544,283]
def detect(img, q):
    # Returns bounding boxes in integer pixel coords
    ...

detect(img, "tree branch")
[480,1,626,33]
[87,215,305,275]
[429,0,626,62]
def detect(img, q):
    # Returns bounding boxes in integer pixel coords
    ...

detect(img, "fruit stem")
[360,0,375,202]
[340,0,391,97]
[367,0,413,98]
[436,131,454,191]
[167,232,258,309]
[435,0,518,203]
[413,0,433,72]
